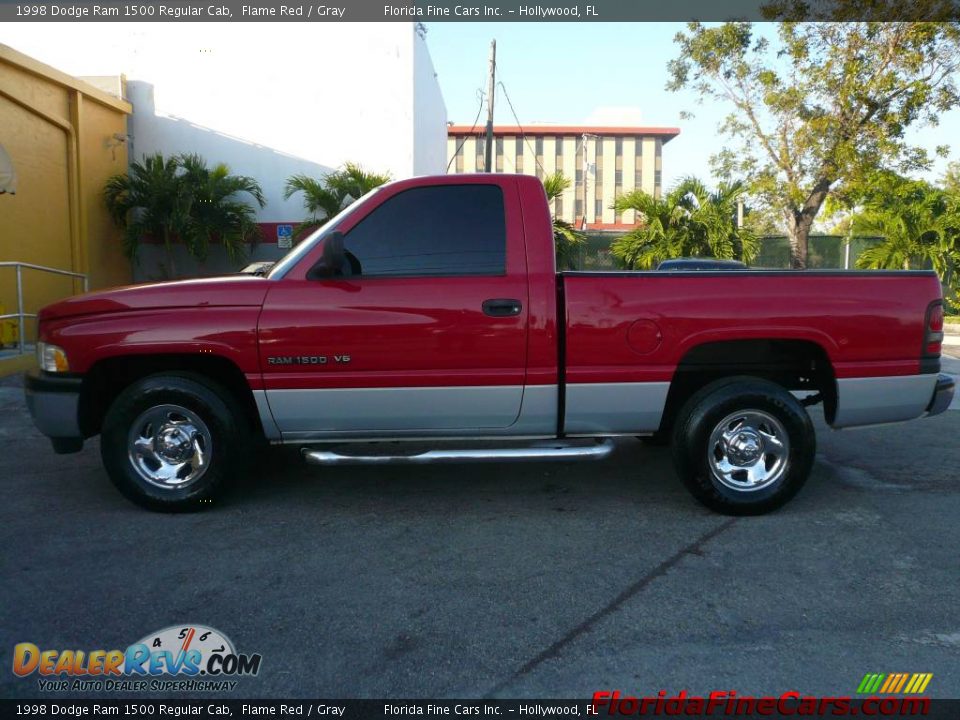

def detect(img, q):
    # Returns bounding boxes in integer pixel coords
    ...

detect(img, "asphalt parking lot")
[2,359,959,700]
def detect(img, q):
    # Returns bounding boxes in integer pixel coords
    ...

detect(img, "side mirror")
[307,231,347,279]
[322,231,346,269]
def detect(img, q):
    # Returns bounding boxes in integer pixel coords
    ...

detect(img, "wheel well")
[78,354,264,438]
[658,339,837,435]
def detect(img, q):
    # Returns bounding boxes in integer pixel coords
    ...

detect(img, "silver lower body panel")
[832,374,939,428]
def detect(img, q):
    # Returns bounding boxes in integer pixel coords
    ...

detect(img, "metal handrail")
[0,262,89,355]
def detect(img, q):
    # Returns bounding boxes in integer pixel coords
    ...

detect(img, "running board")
[302,439,614,466]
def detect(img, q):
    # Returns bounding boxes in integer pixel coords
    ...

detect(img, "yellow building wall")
[0,44,131,357]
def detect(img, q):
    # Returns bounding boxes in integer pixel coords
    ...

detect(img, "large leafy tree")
[611,177,758,269]
[284,162,391,239]
[104,153,265,277]
[668,21,960,268]
[542,172,586,270]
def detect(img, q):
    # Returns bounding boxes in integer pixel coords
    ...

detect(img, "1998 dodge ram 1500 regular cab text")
[25,174,955,514]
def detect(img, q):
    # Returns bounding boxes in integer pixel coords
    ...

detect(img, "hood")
[38,276,271,322]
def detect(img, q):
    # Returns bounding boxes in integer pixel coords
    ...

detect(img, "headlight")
[37,342,70,373]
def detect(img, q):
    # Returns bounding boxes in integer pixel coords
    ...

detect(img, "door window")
[342,184,506,277]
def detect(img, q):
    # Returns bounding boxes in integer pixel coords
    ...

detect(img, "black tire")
[100,373,250,512]
[671,377,815,516]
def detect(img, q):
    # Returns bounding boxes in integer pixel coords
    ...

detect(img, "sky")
[424,22,960,190]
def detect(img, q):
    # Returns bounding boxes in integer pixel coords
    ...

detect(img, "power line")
[446,88,485,173]
[496,78,547,176]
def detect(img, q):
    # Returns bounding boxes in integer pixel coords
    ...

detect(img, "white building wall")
[412,29,448,176]
[2,23,447,222]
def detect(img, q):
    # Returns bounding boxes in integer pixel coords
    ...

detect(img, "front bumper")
[926,373,956,417]
[24,369,84,453]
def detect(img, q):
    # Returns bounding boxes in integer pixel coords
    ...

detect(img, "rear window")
[343,184,506,277]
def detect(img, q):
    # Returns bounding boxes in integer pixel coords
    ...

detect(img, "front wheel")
[100,373,249,512]
[671,377,815,515]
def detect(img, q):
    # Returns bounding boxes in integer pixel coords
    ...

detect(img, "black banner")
[4,700,960,719]
[0,0,958,23]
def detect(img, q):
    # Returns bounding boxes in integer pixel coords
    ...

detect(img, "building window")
[575,198,583,218]
[555,196,564,217]
[595,198,603,218]
[476,137,485,172]
[555,138,563,176]
[515,138,524,173]
[496,136,504,173]
[635,140,643,190]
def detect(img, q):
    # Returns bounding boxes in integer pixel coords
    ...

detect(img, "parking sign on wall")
[277,224,294,249]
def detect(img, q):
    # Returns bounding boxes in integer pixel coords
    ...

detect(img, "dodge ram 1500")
[25,174,955,514]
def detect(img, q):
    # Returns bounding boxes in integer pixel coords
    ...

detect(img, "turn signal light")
[37,342,69,373]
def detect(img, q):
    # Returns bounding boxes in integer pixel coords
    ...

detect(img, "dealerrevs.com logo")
[12,624,262,692]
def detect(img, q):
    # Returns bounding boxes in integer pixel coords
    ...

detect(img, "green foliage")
[942,160,960,194]
[668,19,960,268]
[178,154,265,265]
[103,153,265,277]
[283,162,391,239]
[610,177,759,269]
[542,172,586,270]
[849,171,960,303]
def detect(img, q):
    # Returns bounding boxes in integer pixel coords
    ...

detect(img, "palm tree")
[104,153,266,277]
[543,172,586,270]
[284,162,391,240]
[675,177,759,262]
[610,177,758,269]
[852,174,960,304]
[104,153,186,277]
[178,154,265,265]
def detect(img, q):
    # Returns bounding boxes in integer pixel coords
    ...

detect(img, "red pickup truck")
[25,174,954,514]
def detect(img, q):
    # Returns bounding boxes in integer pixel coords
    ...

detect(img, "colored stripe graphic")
[858,674,885,694]
[856,673,932,694]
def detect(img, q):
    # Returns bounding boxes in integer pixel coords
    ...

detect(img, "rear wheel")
[671,377,815,515]
[100,373,249,512]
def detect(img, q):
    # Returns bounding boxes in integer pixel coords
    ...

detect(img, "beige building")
[447,125,680,230]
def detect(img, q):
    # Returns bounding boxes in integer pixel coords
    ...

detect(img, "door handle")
[482,298,523,317]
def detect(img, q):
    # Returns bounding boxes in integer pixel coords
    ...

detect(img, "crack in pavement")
[484,517,738,698]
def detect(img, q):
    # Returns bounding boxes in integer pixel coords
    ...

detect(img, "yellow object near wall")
[0,43,132,365]
[0,304,18,347]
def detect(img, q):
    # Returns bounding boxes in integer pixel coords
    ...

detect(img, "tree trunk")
[163,228,177,279]
[785,176,833,270]
[785,214,810,270]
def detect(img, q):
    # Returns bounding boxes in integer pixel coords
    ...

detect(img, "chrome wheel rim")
[707,410,789,492]
[127,404,212,490]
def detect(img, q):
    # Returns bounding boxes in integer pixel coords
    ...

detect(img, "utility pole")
[484,39,496,173]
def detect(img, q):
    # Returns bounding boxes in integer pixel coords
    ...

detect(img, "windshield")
[267,187,383,280]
